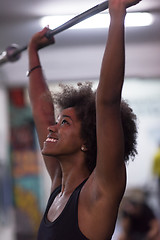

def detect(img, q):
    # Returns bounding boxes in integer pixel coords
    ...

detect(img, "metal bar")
[0,0,109,65]
[45,0,109,38]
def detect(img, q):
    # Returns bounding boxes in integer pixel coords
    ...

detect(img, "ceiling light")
[125,12,153,27]
[40,12,153,30]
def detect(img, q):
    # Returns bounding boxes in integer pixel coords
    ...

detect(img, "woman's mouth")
[46,137,58,143]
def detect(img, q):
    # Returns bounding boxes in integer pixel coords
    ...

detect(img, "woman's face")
[42,107,84,158]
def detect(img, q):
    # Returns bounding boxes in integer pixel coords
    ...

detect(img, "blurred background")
[0,0,160,239]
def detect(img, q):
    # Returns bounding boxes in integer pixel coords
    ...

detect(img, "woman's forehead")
[58,107,78,121]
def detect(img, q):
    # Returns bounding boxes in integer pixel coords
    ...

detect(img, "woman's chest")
[47,193,71,222]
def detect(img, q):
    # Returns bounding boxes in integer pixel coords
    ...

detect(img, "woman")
[27,0,140,238]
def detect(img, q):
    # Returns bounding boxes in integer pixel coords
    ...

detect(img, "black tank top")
[37,179,89,240]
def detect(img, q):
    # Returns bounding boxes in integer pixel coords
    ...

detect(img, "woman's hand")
[28,26,55,51]
[109,0,142,18]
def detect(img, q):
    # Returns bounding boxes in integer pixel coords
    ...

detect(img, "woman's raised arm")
[95,0,140,196]
[28,27,61,189]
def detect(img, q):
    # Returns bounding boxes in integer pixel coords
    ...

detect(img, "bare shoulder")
[80,164,126,206]
[78,172,126,240]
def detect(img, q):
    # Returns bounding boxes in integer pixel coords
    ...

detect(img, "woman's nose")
[47,124,58,133]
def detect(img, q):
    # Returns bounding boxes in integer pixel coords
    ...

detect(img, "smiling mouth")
[46,138,58,143]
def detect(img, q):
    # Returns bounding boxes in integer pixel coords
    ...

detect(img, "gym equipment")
[0,0,109,65]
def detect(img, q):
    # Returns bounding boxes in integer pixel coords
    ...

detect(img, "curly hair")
[53,82,138,173]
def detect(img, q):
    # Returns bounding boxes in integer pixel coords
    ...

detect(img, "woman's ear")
[81,144,88,152]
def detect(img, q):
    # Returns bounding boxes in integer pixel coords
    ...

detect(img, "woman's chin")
[41,148,55,157]
[41,148,48,156]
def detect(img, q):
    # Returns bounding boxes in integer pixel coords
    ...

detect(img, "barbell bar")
[0,0,109,65]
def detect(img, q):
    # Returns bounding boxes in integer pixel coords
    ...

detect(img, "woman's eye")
[61,119,69,125]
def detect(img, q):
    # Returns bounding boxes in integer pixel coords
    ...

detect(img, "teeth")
[46,138,58,143]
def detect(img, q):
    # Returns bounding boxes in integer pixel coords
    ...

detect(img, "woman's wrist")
[28,43,39,53]
[109,10,126,26]
[109,3,127,20]
[26,65,41,77]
